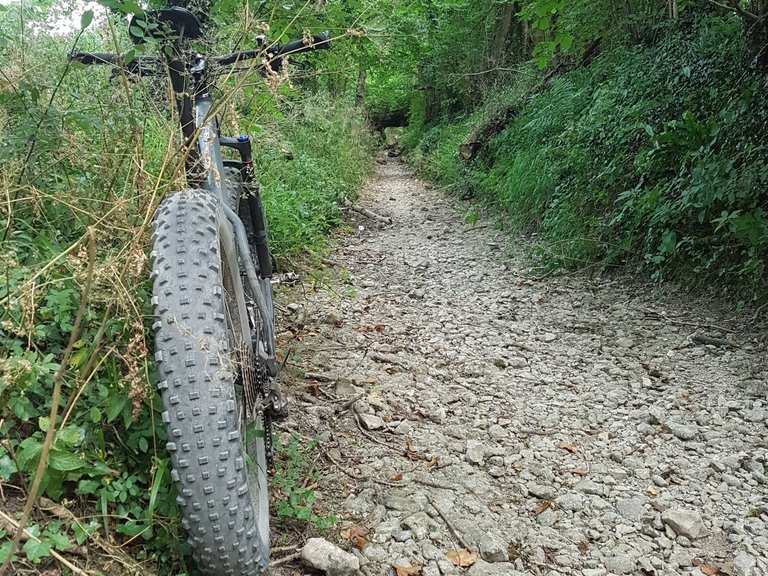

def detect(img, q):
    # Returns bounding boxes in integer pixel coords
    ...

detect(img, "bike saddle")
[128,7,202,44]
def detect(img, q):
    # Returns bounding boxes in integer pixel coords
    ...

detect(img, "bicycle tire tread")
[150,190,266,576]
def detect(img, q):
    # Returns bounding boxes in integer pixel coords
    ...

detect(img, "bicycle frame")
[69,14,329,378]
[169,51,278,373]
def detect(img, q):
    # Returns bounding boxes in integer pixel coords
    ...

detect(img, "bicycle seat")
[128,7,202,44]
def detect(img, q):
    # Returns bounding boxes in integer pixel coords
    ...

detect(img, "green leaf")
[46,531,71,551]
[12,396,37,421]
[48,449,84,472]
[77,479,100,495]
[80,10,94,30]
[22,539,51,563]
[89,407,102,423]
[0,450,17,481]
[16,437,43,472]
[106,394,128,423]
[0,541,14,564]
[56,425,84,447]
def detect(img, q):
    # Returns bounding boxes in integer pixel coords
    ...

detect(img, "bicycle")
[70,6,331,575]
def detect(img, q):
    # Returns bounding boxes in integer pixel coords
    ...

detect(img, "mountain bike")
[70,6,331,575]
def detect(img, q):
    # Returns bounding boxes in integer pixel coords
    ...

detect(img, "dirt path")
[275,158,767,576]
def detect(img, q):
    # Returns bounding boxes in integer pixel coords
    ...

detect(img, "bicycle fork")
[220,134,288,419]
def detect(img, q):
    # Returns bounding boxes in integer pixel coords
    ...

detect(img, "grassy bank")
[405,14,768,293]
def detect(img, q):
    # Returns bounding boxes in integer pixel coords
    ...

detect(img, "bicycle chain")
[254,360,275,469]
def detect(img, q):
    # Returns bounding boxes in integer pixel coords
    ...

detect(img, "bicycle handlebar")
[215,32,332,67]
[69,51,120,65]
[70,32,332,73]
[276,32,332,57]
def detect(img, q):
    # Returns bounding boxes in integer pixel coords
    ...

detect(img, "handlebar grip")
[276,32,332,57]
[69,52,119,65]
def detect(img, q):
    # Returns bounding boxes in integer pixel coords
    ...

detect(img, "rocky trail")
[272,158,768,576]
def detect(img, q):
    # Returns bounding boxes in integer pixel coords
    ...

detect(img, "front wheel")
[150,190,269,575]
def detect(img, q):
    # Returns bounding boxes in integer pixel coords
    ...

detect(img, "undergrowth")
[405,14,768,294]
[0,3,372,573]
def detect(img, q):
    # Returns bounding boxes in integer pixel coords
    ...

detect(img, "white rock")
[394,420,413,435]
[528,483,556,500]
[733,551,757,576]
[466,440,486,465]
[667,421,698,441]
[301,538,360,576]
[661,509,707,540]
[574,479,603,495]
[604,553,636,574]
[402,511,435,540]
[479,533,509,563]
[616,496,646,522]
[359,413,385,430]
[556,492,585,512]
[467,560,524,576]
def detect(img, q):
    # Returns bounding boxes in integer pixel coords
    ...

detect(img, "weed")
[463,206,479,226]
[271,435,336,531]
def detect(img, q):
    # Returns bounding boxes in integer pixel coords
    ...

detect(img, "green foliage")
[244,96,374,257]
[271,435,336,530]
[406,13,768,288]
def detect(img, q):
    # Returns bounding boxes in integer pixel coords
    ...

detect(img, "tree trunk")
[489,2,517,66]
[355,64,367,107]
[669,0,679,19]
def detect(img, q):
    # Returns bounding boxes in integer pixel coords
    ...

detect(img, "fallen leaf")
[700,566,720,575]
[577,541,589,556]
[394,564,422,576]
[360,323,387,333]
[340,525,369,550]
[390,473,403,481]
[534,500,552,515]
[447,549,477,568]
[558,442,578,454]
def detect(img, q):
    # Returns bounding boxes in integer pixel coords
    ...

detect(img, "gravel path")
[275,158,767,576]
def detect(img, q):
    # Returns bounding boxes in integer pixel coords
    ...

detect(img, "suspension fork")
[221,135,274,279]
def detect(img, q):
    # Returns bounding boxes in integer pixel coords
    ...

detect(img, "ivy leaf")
[56,425,85,447]
[0,541,14,564]
[77,479,100,495]
[22,538,51,563]
[16,437,43,472]
[0,449,17,481]
[46,531,71,551]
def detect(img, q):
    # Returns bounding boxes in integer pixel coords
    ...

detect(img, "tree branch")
[706,0,759,20]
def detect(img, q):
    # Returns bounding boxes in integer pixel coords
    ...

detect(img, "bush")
[406,13,768,289]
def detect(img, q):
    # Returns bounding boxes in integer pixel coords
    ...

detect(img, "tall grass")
[0,6,373,572]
